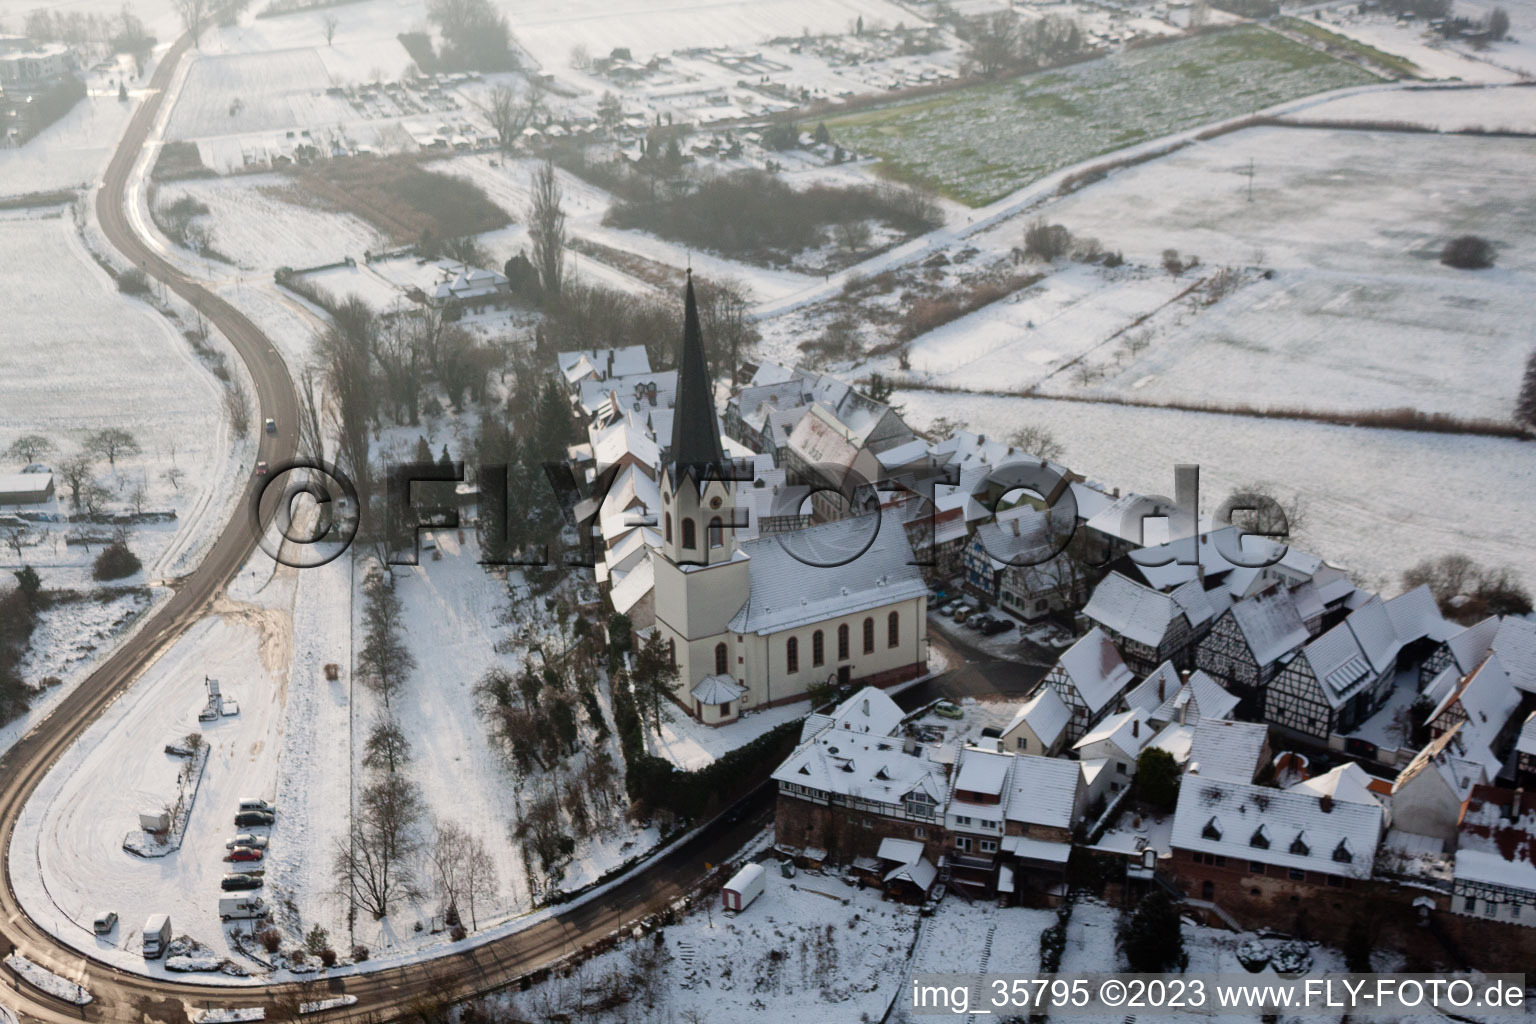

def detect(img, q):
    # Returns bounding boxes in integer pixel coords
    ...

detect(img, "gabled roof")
[1491,617,1536,695]
[1124,662,1184,715]
[823,687,905,738]
[772,719,947,805]
[1125,666,1240,727]
[1446,616,1500,675]
[1185,719,1268,783]
[1393,722,1485,802]
[1227,586,1310,668]
[1053,628,1135,715]
[1300,619,1376,709]
[1383,585,1451,646]
[1002,687,1071,749]
[1082,572,1183,648]
[1345,595,1400,676]
[954,747,1012,797]
[1519,710,1536,758]
[1172,776,1382,878]
[1073,707,1154,759]
[1432,654,1524,778]
[727,516,928,635]
[1003,754,1081,830]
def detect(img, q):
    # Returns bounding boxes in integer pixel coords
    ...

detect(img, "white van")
[219,896,267,922]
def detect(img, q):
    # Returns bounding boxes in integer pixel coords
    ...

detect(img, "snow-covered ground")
[644,696,809,771]
[895,389,1536,595]
[1299,82,1536,132]
[483,859,921,1024]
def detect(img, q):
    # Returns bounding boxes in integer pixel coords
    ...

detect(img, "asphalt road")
[0,37,782,1024]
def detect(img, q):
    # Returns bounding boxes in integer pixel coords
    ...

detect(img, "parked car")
[221,873,263,892]
[933,701,963,720]
[229,846,263,863]
[982,618,1015,636]
[92,911,117,935]
[940,600,962,616]
[264,417,277,435]
[234,810,275,828]
[953,606,974,622]
[253,461,269,476]
[238,797,275,814]
[226,834,268,850]
[966,613,993,630]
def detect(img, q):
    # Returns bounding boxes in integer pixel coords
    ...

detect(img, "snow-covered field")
[1013,125,1536,420]
[895,390,1536,594]
[1299,82,1536,132]
[0,54,147,198]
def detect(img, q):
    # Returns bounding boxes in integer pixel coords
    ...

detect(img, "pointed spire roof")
[668,272,725,483]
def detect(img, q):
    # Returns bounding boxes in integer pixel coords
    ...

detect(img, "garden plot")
[485,866,919,1024]
[158,175,388,272]
[893,390,1536,595]
[1018,126,1536,419]
[165,49,353,142]
[824,26,1375,205]
[897,266,1186,394]
[1296,82,1536,132]
[10,606,292,977]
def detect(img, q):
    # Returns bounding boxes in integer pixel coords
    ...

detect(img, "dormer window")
[1332,838,1353,864]
[1202,817,1222,841]
[1249,825,1270,849]
[1290,832,1310,857]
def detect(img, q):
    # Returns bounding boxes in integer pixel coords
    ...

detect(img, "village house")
[1387,723,1488,847]
[1452,786,1536,927]
[1074,707,1155,802]
[1122,663,1240,731]
[1263,595,1401,741]
[997,686,1072,757]
[1424,651,1525,780]
[1082,571,1229,675]
[1041,627,1136,744]
[1195,584,1311,714]
[1182,718,1271,784]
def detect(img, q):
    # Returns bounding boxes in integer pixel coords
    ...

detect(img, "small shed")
[721,862,766,912]
[0,471,54,505]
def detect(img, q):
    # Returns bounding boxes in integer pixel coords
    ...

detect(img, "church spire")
[669,271,725,484]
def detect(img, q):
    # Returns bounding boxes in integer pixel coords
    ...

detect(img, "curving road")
[0,35,772,1024]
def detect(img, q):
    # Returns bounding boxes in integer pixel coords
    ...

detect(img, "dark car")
[981,618,1015,636]
[221,873,263,892]
[234,811,274,828]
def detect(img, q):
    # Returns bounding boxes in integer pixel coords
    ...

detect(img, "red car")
[229,846,263,862]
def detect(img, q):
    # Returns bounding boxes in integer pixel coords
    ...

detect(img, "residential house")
[944,747,1014,891]
[1183,718,1270,784]
[1123,663,1240,730]
[998,686,1071,758]
[1073,707,1155,803]
[1082,571,1227,675]
[1425,652,1524,780]
[1195,585,1310,711]
[1451,786,1536,927]
[1388,723,1486,847]
[1000,754,1085,904]
[1264,595,1401,741]
[1041,627,1136,744]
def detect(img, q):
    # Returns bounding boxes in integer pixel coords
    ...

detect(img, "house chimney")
[1156,678,1165,701]
[1514,788,1525,818]
[1178,695,1189,726]
[1132,718,1140,738]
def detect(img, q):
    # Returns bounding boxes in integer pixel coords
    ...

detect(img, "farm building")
[0,471,54,504]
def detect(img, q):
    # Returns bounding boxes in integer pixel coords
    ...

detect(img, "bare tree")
[362,716,411,774]
[163,466,185,491]
[356,573,414,706]
[129,483,148,515]
[316,297,376,505]
[1007,425,1065,462]
[223,381,251,436]
[429,819,471,924]
[4,434,54,464]
[82,481,113,518]
[58,453,97,511]
[3,526,29,563]
[322,11,338,44]
[86,427,141,470]
[176,0,209,44]
[1217,481,1307,540]
[527,160,566,298]
[461,830,499,929]
[568,42,590,70]
[335,773,426,920]
[296,365,326,463]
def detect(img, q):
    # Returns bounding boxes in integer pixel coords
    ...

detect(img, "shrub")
[1135,747,1180,810]
[450,923,468,941]
[259,928,282,954]
[117,267,151,295]
[1440,234,1494,269]
[351,944,370,962]
[1120,889,1184,972]
[1023,220,1073,261]
[320,948,337,967]
[93,541,142,581]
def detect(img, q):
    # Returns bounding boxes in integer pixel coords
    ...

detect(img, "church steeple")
[669,272,725,485]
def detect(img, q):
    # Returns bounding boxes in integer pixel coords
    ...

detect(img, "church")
[651,276,931,726]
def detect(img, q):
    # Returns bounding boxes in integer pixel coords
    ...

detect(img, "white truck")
[142,914,172,959]
[219,896,267,922]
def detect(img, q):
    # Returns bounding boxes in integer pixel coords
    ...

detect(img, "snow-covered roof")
[1226,586,1310,668]
[1073,707,1154,760]
[558,345,651,383]
[1392,722,1485,803]
[1288,763,1383,809]
[1125,662,1183,714]
[1519,710,1536,758]
[1002,687,1071,749]
[608,552,655,615]
[1454,786,1536,895]
[772,718,947,806]
[1129,527,1284,592]
[877,837,925,865]
[1491,617,1536,695]
[1446,616,1500,675]
[1001,834,1072,864]
[1300,618,1379,710]
[727,516,927,635]
[1003,754,1081,830]
[1125,666,1239,727]
[954,747,1012,797]
[1185,719,1268,784]
[821,687,905,738]
[1346,595,1400,675]
[1383,585,1451,646]
[883,855,938,892]
[691,674,745,706]
[1082,572,1184,647]
[1053,628,1134,716]
[874,437,930,469]
[1172,776,1382,878]
[1431,654,1523,778]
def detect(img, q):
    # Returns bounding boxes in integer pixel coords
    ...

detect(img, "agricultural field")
[823,26,1376,205]
[165,49,355,141]
[1015,124,1536,420]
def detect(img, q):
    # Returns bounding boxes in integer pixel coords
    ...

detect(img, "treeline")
[0,570,44,726]
[20,4,154,61]
[7,75,86,147]
[959,10,1090,78]
[421,0,519,72]
[605,169,942,259]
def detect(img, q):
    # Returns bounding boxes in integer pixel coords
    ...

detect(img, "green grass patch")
[824,26,1375,206]
[1277,17,1423,78]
